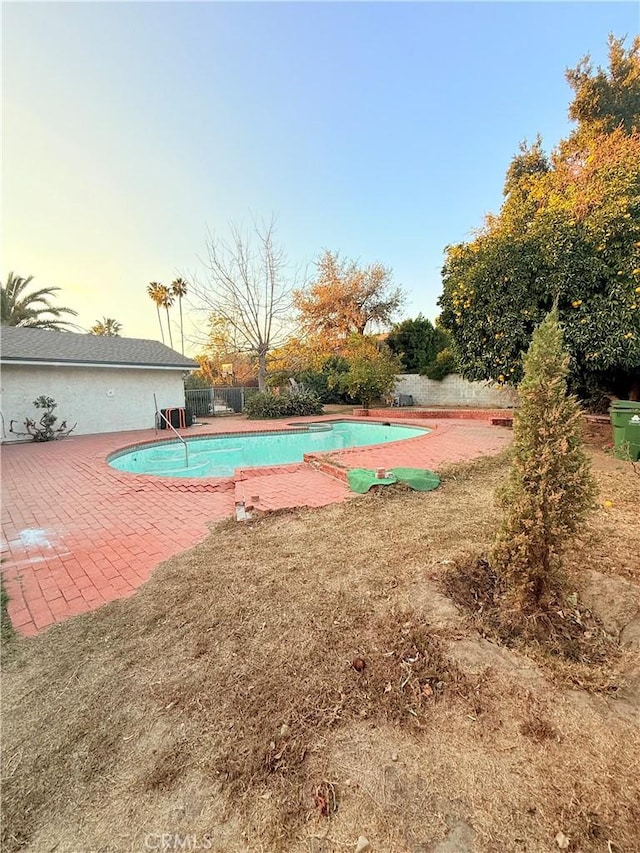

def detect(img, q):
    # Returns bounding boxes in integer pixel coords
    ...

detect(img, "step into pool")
[108,420,428,479]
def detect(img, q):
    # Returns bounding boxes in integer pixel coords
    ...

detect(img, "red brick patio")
[1,414,511,636]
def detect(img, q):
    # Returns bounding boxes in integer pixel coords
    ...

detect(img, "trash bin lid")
[609,400,640,410]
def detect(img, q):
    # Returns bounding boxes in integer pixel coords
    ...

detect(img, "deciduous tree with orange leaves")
[294,250,404,346]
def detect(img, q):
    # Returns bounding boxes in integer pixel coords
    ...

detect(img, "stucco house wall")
[394,373,518,408]
[1,364,187,441]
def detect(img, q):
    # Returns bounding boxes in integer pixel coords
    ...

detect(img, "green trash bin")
[625,412,640,461]
[609,400,640,460]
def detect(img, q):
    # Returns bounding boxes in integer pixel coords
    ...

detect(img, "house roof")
[0,327,197,370]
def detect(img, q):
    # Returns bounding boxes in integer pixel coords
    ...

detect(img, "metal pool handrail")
[153,394,189,469]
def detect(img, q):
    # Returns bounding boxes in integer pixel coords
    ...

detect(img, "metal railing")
[153,394,189,469]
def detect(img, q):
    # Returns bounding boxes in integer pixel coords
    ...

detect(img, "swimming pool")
[108,420,428,479]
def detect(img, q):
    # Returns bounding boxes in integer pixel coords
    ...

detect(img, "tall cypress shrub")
[492,308,597,610]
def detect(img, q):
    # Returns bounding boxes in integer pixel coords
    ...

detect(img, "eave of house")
[1,359,195,371]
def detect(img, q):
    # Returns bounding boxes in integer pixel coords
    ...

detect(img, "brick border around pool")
[1,414,512,635]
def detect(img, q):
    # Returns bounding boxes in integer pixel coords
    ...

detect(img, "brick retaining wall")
[353,408,510,420]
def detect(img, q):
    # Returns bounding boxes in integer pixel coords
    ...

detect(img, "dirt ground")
[2,425,639,853]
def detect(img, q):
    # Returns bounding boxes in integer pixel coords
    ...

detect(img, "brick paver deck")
[1,414,511,635]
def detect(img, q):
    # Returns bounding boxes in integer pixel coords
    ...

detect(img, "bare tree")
[189,218,297,391]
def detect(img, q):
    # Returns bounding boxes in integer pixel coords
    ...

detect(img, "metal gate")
[185,387,256,416]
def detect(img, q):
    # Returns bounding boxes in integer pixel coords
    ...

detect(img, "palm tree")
[147,282,165,344]
[90,317,122,336]
[171,277,187,354]
[1,272,78,330]
[157,284,174,349]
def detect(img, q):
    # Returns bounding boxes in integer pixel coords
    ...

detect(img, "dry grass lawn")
[2,427,639,853]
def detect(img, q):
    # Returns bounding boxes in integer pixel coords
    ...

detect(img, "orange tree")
[328,335,402,410]
[438,36,640,404]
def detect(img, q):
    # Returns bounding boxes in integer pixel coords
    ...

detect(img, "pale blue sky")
[2,2,638,350]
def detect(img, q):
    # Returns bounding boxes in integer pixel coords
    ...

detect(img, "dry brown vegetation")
[2,427,640,853]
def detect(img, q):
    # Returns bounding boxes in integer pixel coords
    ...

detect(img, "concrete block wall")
[394,373,518,409]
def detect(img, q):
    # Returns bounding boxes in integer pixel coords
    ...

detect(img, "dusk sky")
[3,2,638,351]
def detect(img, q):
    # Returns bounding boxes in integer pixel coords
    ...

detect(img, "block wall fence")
[393,373,518,409]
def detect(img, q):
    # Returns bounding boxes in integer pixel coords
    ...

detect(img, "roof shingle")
[0,327,197,369]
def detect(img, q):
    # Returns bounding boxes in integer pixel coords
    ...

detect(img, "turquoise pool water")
[108,420,427,479]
